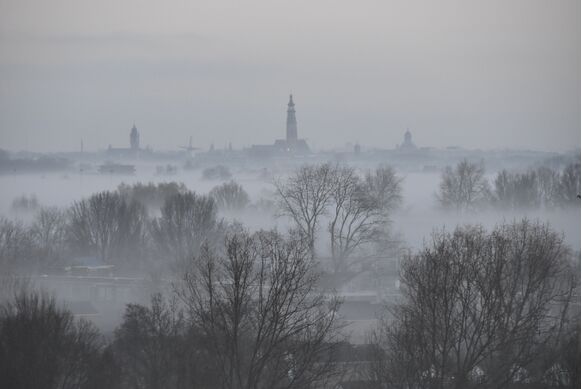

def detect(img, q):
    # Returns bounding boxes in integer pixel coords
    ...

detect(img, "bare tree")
[274,163,336,256]
[328,166,362,270]
[370,220,577,389]
[555,316,580,389]
[559,163,581,205]
[178,230,342,389]
[0,275,30,306]
[210,180,251,212]
[532,313,581,389]
[113,293,213,389]
[493,169,512,208]
[0,218,34,272]
[0,291,101,389]
[362,165,403,213]
[492,164,579,210]
[150,191,223,266]
[437,160,490,211]
[328,166,402,275]
[117,182,188,212]
[368,309,421,389]
[535,166,561,208]
[493,169,540,209]
[512,170,540,207]
[68,191,148,266]
[30,207,68,268]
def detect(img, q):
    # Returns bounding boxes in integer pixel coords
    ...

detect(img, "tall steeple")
[286,94,297,143]
[130,123,140,150]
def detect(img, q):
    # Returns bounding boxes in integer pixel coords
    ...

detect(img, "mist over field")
[0,167,579,250]
[0,127,579,389]
[0,0,579,388]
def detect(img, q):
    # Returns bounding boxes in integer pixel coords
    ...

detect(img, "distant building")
[286,94,298,143]
[249,94,310,157]
[399,129,417,150]
[130,123,140,150]
[107,123,144,158]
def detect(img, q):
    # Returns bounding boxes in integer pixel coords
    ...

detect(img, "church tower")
[286,94,298,143]
[400,128,416,150]
[130,123,140,150]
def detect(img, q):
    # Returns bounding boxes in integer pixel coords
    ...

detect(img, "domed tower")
[400,128,416,150]
[286,94,298,143]
[404,130,412,144]
[130,123,140,150]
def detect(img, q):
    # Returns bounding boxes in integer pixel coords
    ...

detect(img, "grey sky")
[0,0,579,152]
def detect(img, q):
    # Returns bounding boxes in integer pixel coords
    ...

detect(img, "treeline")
[0,220,578,389]
[0,230,342,389]
[438,160,581,211]
[1,163,404,276]
[0,149,71,174]
[0,181,252,274]
[3,159,579,275]
[368,220,580,389]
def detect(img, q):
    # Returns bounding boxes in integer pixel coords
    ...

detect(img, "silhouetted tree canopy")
[369,220,579,389]
[0,292,103,389]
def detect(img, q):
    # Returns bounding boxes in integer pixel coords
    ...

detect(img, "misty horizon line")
[3,142,579,155]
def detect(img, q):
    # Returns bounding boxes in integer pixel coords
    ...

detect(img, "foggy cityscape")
[0,1,580,389]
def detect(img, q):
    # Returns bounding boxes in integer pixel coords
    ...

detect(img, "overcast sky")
[0,0,579,152]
